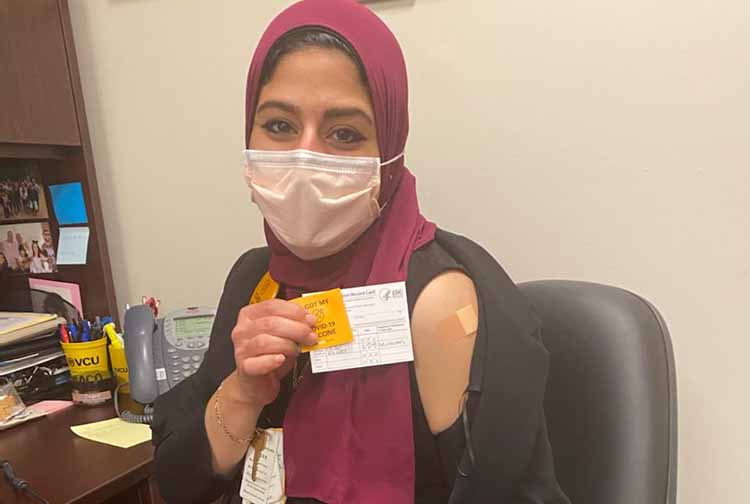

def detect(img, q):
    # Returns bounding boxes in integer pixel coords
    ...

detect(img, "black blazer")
[152,229,569,503]
[432,230,568,503]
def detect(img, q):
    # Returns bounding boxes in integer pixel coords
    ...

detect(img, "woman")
[40,248,54,273]
[153,1,568,503]
[16,243,30,272]
[30,240,45,273]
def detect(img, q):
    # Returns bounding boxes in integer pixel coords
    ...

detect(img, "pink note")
[30,400,74,414]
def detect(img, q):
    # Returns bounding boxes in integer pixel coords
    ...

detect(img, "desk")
[0,401,163,504]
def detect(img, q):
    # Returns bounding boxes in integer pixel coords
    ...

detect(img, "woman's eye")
[330,128,365,144]
[261,119,295,135]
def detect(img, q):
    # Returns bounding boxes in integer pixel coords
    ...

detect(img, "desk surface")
[0,401,155,504]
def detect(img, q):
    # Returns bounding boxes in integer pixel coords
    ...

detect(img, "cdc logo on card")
[379,286,404,303]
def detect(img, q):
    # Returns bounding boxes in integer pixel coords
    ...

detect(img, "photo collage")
[0,163,57,274]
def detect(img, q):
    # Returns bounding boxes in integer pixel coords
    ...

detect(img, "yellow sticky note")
[70,417,151,448]
[290,289,353,353]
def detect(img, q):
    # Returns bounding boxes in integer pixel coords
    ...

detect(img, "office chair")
[519,280,677,504]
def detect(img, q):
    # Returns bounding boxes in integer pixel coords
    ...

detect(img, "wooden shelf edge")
[0,142,70,160]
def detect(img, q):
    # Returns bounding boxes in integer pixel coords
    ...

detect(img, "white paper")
[310,281,413,374]
[240,429,285,504]
[56,227,90,265]
[0,315,35,333]
[0,312,57,334]
[266,433,285,504]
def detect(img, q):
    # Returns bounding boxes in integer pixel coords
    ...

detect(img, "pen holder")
[61,338,113,406]
[108,344,130,394]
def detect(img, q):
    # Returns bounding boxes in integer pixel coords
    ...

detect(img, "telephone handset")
[123,304,216,405]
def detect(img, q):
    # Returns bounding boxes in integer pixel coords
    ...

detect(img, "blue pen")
[68,323,78,343]
[81,320,91,342]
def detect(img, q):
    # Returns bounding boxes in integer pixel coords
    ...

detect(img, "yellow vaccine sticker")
[290,289,354,353]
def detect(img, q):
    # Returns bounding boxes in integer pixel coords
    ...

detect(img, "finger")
[252,315,318,346]
[246,299,317,326]
[246,333,300,359]
[231,318,316,349]
[273,355,297,380]
[240,354,286,376]
[231,317,258,347]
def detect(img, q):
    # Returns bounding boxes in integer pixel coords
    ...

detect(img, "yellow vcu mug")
[108,345,129,393]
[61,338,112,384]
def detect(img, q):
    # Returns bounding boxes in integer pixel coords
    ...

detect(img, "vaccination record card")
[309,281,414,374]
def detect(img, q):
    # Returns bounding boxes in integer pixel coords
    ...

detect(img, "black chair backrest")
[519,280,677,504]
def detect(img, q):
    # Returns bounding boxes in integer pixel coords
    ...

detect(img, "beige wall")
[69,1,749,502]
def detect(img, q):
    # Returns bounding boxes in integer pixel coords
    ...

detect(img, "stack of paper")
[0,312,65,347]
[0,312,71,404]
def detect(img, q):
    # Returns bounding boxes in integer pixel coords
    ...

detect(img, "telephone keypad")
[158,307,215,394]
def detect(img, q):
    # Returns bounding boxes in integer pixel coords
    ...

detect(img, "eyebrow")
[256,100,373,126]
[323,107,374,126]
[256,100,300,116]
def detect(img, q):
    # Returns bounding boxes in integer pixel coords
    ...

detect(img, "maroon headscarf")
[245,1,436,502]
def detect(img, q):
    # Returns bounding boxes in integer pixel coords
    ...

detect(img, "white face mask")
[243,149,404,261]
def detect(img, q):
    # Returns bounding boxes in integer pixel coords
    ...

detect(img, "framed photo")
[0,221,57,274]
[0,162,50,223]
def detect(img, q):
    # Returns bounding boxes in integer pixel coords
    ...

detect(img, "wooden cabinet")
[0,0,118,322]
[0,0,80,145]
